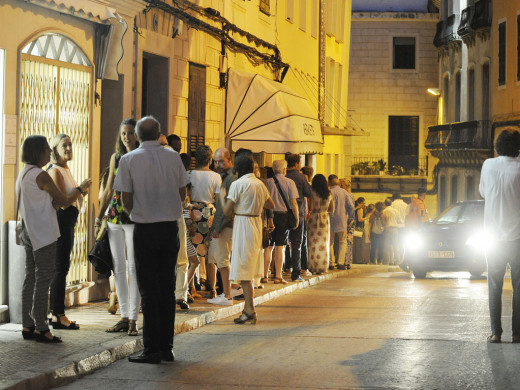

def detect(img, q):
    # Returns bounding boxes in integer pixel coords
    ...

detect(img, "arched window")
[20,33,92,284]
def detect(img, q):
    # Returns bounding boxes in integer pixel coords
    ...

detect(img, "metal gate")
[19,34,92,284]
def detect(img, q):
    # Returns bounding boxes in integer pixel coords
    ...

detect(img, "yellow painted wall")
[492,0,520,124]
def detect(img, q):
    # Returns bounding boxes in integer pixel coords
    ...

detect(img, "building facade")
[348,0,439,209]
[426,0,493,214]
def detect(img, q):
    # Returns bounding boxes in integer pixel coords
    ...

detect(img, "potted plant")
[351,163,360,175]
[359,161,370,175]
[390,165,405,176]
[376,158,386,175]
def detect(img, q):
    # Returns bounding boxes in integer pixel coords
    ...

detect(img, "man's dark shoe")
[291,276,304,282]
[162,349,175,361]
[128,352,161,364]
[336,265,347,270]
[328,265,335,270]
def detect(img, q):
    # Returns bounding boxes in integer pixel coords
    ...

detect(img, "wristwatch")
[76,186,86,196]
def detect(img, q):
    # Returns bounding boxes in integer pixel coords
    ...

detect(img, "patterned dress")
[307,191,332,274]
[107,154,131,224]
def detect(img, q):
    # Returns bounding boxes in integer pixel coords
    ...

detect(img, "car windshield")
[435,203,483,224]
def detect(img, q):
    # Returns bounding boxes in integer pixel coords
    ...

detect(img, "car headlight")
[404,232,423,251]
[466,229,495,252]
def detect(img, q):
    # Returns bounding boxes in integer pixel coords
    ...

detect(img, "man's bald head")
[136,116,160,141]
[214,147,233,172]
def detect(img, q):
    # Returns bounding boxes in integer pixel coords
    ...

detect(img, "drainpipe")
[318,0,326,131]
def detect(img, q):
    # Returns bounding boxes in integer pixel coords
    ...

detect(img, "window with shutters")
[498,21,506,86]
[188,63,206,168]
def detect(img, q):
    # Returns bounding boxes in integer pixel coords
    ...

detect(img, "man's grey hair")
[272,159,287,174]
[136,116,161,141]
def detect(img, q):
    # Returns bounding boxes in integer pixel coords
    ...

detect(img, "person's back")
[480,156,520,242]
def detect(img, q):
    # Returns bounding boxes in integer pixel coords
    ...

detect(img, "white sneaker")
[207,295,232,306]
[230,287,243,298]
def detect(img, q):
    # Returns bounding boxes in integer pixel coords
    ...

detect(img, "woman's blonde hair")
[49,133,70,164]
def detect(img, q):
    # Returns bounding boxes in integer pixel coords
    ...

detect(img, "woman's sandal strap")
[106,320,129,332]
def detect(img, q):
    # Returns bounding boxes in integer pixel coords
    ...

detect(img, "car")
[404,200,489,279]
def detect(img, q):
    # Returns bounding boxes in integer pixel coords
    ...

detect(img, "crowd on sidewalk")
[14,114,429,363]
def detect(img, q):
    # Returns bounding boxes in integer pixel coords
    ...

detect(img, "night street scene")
[1,0,520,389]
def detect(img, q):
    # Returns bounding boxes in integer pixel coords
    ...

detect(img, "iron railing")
[351,156,428,177]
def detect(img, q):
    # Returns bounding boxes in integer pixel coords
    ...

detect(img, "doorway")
[142,52,169,131]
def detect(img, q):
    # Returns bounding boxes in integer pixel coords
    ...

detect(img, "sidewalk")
[0,264,401,390]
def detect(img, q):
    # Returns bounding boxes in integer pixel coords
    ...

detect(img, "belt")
[235,213,260,217]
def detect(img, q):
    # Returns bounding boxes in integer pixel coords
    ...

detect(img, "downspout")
[318,0,326,131]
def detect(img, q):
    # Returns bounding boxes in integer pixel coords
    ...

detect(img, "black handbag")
[273,175,298,230]
[87,234,113,279]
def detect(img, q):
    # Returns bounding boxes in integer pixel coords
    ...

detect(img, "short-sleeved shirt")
[228,173,270,216]
[383,205,401,228]
[285,168,312,218]
[212,168,237,232]
[266,174,298,212]
[479,156,520,242]
[188,170,221,203]
[329,185,354,232]
[113,140,189,223]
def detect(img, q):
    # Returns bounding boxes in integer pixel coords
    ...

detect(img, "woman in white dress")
[219,155,274,324]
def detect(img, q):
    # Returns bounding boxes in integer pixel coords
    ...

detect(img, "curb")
[5,266,401,389]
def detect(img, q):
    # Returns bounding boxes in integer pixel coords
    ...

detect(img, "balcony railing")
[471,0,492,31]
[351,156,428,177]
[433,14,461,47]
[425,120,492,150]
[457,6,475,38]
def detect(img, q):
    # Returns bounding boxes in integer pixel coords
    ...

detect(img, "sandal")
[128,320,139,336]
[106,319,129,333]
[22,326,35,340]
[51,314,80,330]
[260,277,268,283]
[190,286,202,299]
[107,292,118,314]
[35,329,62,343]
[487,335,501,343]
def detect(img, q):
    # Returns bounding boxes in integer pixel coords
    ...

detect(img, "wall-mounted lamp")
[427,88,440,96]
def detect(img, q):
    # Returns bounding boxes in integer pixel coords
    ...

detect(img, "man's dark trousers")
[486,239,520,337]
[134,221,179,354]
[288,220,304,280]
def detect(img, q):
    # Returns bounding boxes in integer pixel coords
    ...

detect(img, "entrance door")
[142,52,169,130]
[188,63,206,167]
[388,116,419,172]
[20,34,92,284]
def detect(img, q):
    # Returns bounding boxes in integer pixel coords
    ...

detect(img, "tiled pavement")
[0,265,400,390]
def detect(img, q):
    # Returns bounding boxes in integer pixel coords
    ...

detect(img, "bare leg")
[274,246,284,279]
[186,255,200,286]
[241,280,255,314]
[219,266,231,298]
[207,263,217,292]
[264,246,274,278]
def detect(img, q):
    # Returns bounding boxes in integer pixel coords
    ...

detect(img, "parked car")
[404,200,489,279]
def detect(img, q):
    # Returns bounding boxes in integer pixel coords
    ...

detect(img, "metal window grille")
[20,35,92,285]
[259,0,270,15]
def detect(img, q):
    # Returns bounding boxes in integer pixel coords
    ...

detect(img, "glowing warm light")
[404,232,424,251]
[427,87,440,96]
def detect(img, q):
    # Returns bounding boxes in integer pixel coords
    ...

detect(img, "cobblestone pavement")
[0,265,400,390]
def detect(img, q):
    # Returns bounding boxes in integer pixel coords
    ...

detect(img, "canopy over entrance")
[225,68,323,154]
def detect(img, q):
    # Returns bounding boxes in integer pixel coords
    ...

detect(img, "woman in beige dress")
[307,174,334,274]
[219,155,274,324]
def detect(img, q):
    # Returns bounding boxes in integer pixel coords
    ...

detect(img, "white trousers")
[107,222,140,320]
[175,218,189,301]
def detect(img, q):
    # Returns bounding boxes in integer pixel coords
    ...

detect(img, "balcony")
[351,156,428,177]
[471,0,491,31]
[457,6,475,38]
[433,19,447,47]
[425,120,492,151]
[433,14,461,48]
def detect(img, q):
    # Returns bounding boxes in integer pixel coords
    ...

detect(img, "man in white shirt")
[479,128,520,343]
[114,116,189,363]
[382,198,401,265]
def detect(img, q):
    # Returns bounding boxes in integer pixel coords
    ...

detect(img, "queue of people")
[15,113,431,360]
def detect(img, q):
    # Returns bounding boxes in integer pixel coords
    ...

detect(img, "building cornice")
[352,12,439,22]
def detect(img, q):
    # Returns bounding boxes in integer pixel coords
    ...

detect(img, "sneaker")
[291,276,304,282]
[301,270,312,277]
[207,295,232,306]
[230,287,243,298]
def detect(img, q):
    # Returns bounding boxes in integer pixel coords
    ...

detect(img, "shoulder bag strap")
[273,175,292,212]
[15,167,37,222]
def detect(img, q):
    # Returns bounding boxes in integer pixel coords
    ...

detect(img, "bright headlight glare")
[466,230,494,251]
[404,232,423,251]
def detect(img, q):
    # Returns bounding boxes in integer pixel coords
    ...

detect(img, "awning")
[225,68,323,155]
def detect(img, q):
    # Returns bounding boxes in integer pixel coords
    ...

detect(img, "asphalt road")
[60,271,520,390]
